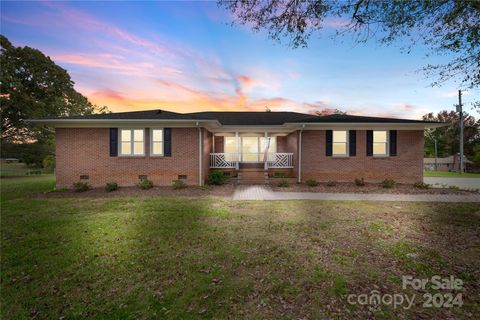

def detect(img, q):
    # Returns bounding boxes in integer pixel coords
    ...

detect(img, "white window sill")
[332,155,349,158]
[372,155,389,158]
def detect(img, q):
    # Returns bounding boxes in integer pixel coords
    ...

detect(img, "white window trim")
[119,128,145,157]
[372,130,389,157]
[150,128,165,157]
[332,130,349,157]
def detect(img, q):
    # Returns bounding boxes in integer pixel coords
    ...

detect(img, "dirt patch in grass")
[271,181,478,194]
[38,183,236,199]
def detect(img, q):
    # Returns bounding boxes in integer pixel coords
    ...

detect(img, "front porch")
[208,131,297,170]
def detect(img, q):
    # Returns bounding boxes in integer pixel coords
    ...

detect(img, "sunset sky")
[1,1,477,119]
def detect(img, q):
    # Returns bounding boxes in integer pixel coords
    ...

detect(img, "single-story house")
[424,154,472,172]
[32,110,445,187]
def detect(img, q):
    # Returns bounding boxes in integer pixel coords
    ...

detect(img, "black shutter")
[326,130,333,156]
[164,128,172,156]
[366,130,373,156]
[145,128,150,155]
[389,130,397,156]
[349,130,356,156]
[109,128,118,157]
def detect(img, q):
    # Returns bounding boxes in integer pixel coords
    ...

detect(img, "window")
[151,129,164,156]
[224,136,277,162]
[332,130,348,156]
[120,129,144,156]
[373,130,388,156]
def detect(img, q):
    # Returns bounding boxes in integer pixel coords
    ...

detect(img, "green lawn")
[0,163,47,177]
[1,176,479,319]
[424,171,480,178]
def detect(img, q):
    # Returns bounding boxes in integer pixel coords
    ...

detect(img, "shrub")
[105,181,119,192]
[137,178,153,190]
[382,179,395,188]
[413,182,430,189]
[73,181,91,192]
[305,178,319,187]
[172,179,187,189]
[326,180,337,187]
[448,185,460,191]
[208,170,226,185]
[42,155,55,172]
[277,180,290,187]
[354,178,365,186]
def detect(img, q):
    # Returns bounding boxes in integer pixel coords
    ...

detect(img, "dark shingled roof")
[55,110,204,120]
[294,114,435,124]
[188,111,318,125]
[44,109,438,125]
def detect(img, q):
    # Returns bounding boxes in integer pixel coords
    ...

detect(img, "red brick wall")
[202,129,213,184]
[214,136,224,153]
[56,128,200,187]
[286,131,298,177]
[300,130,424,183]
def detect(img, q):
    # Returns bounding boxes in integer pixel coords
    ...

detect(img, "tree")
[221,0,480,90]
[0,35,108,144]
[423,111,480,158]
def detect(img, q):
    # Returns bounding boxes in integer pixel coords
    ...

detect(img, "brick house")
[32,110,445,187]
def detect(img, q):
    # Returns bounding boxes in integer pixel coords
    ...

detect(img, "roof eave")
[28,118,222,128]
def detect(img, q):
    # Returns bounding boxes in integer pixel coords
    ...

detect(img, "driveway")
[424,177,480,189]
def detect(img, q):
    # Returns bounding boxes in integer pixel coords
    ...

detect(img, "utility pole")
[434,139,438,171]
[456,90,464,174]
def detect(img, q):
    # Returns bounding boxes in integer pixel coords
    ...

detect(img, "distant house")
[31,110,445,187]
[424,154,472,172]
[0,158,19,164]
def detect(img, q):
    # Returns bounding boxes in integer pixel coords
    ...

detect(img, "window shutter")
[326,130,333,156]
[145,128,150,155]
[164,128,172,157]
[366,130,373,156]
[109,128,118,157]
[349,130,356,156]
[389,130,397,156]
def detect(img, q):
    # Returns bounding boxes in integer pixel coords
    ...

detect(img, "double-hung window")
[373,131,388,156]
[332,130,348,156]
[120,129,144,156]
[151,129,164,156]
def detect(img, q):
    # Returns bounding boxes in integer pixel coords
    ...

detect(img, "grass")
[1,176,479,319]
[0,163,48,177]
[424,170,480,178]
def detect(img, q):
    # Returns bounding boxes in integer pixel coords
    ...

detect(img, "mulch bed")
[271,181,478,195]
[39,183,236,199]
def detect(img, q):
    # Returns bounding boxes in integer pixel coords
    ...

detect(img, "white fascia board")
[285,122,448,130]
[210,125,295,134]
[27,119,221,128]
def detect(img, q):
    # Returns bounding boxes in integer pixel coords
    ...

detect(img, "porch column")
[235,131,239,170]
[298,128,303,183]
[212,135,215,153]
[264,131,268,170]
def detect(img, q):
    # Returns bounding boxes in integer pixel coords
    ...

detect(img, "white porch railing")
[267,153,294,168]
[210,153,293,169]
[210,153,238,168]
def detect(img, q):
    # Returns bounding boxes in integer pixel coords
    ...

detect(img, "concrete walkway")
[232,185,480,202]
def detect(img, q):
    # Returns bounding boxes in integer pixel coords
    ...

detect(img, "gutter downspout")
[298,126,304,184]
[197,123,203,186]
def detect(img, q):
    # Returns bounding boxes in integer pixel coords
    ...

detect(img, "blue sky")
[1,1,477,118]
